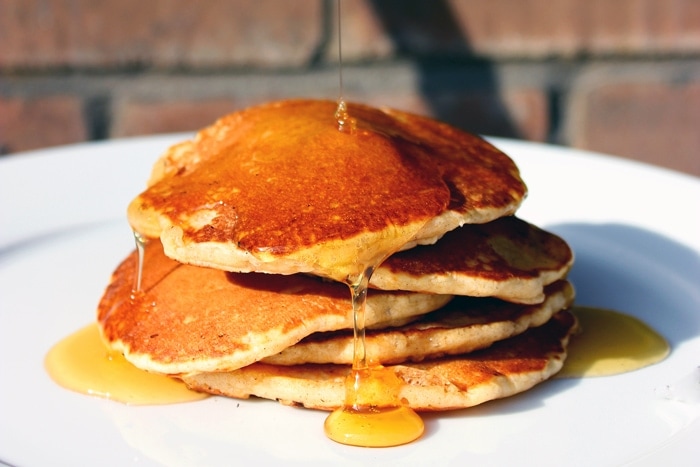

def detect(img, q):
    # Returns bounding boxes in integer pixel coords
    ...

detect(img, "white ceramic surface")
[1,135,698,466]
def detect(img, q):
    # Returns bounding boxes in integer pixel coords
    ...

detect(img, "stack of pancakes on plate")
[98,99,576,411]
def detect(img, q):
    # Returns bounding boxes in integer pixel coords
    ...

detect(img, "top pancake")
[127,99,526,280]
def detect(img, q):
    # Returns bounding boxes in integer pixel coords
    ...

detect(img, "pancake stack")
[98,99,576,411]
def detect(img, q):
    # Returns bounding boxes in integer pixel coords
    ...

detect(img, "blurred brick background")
[1,0,699,176]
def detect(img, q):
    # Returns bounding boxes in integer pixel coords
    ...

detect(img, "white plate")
[1,136,698,466]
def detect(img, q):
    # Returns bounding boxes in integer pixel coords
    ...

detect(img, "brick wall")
[1,0,699,176]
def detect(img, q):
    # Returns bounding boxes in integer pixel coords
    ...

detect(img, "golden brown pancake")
[97,241,452,375]
[371,216,574,304]
[263,280,574,366]
[183,310,577,411]
[127,99,527,280]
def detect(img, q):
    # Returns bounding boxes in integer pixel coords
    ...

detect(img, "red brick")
[3,1,698,70]
[333,0,700,60]
[0,96,87,154]
[0,0,323,69]
[110,99,244,138]
[326,0,395,61]
[352,87,548,141]
[572,81,700,177]
[501,89,549,142]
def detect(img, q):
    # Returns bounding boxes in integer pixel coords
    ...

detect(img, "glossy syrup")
[322,2,424,447]
[45,232,207,404]
[44,323,207,405]
[559,306,670,378]
[133,230,148,292]
[324,267,424,447]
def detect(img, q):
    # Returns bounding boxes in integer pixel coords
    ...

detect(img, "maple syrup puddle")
[324,403,424,448]
[45,323,207,405]
[559,306,670,378]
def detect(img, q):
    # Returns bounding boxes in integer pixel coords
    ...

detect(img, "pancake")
[127,99,527,281]
[182,310,577,411]
[97,241,452,375]
[371,216,574,304]
[95,98,578,421]
[262,280,574,366]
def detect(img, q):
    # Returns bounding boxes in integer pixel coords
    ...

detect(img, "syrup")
[559,306,670,378]
[45,232,206,405]
[133,230,148,292]
[322,0,424,447]
[333,0,351,133]
[325,266,425,447]
[334,100,356,133]
[45,323,207,405]
[324,404,424,448]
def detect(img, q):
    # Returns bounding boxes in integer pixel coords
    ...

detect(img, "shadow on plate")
[546,222,700,348]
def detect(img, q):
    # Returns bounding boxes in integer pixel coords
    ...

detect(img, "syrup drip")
[335,100,356,133]
[323,0,424,447]
[45,235,206,405]
[133,230,148,292]
[349,268,372,370]
[324,267,424,447]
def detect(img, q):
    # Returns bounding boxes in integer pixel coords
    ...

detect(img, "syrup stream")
[349,268,371,372]
[334,0,355,133]
[324,0,424,447]
[133,230,147,292]
[324,263,424,447]
[337,0,344,107]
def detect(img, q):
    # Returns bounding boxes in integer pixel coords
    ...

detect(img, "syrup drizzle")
[333,0,356,133]
[323,5,424,444]
[349,268,372,370]
[133,230,148,292]
[324,264,424,447]
[335,100,356,133]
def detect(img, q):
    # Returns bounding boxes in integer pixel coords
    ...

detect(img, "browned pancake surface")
[97,242,452,375]
[183,310,577,411]
[127,99,526,278]
[371,216,574,303]
[263,280,574,366]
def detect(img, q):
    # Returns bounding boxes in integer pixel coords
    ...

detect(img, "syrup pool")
[559,306,670,378]
[45,323,207,405]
